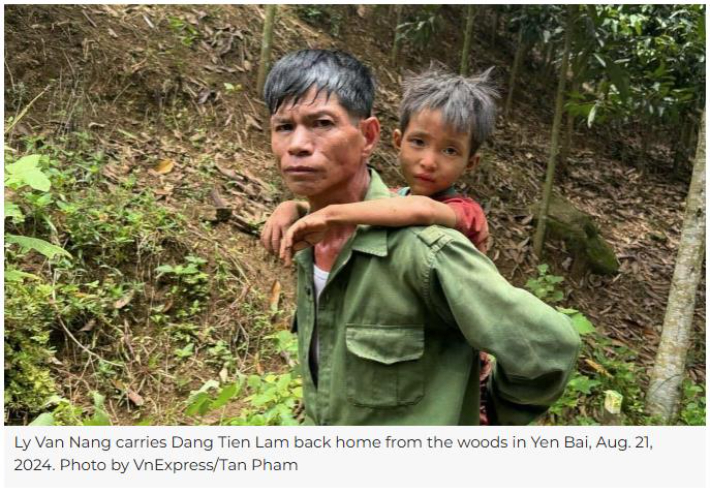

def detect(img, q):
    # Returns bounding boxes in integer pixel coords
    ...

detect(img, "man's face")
[394,109,479,196]
[270,88,375,199]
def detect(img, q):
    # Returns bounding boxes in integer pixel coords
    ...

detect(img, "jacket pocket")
[345,325,425,408]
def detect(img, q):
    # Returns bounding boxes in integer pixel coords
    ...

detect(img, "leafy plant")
[525,264,565,303]
[185,331,302,425]
[168,16,200,47]
[678,379,706,425]
[29,392,111,426]
[396,6,442,48]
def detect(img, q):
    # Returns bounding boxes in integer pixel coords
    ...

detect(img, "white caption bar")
[3,426,706,488]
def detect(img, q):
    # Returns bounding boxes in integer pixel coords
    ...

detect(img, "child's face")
[394,109,479,196]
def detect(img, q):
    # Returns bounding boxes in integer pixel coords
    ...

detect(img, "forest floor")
[3,5,705,425]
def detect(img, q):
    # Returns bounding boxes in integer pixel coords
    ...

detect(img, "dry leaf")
[127,390,145,406]
[243,60,252,71]
[584,358,612,378]
[113,290,135,309]
[245,114,262,131]
[79,318,97,332]
[153,159,175,175]
[219,367,228,383]
[215,163,239,180]
[269,280,282,314]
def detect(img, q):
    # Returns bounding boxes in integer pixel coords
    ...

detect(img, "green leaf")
[4,269,41,282]
[185,393,210,416]
[4,200,24,221]
[587,102,599,128]
[558,307,597,335]
[210,382,240,410]
[6,234,72,259]
[5,155,51,191]
[29,413,56,426]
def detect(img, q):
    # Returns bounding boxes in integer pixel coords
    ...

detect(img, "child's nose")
[419,152,437,171]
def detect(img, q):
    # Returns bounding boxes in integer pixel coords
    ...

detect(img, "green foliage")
[168,16,200,47]
[548,333,649,425]
[29,392,111,426]
[295,5,345,37]
[557,307,597,335]
[396,5,442,48]
[566,5,705,132]
[4,142,188,423]
[5,235,71,259]
[525,264,565,303]
[185,332,302,426]
[678,379,706,426]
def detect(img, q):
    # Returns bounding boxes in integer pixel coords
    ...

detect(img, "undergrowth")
[5,133,297,426]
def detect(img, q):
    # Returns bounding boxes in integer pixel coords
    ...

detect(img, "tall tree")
[256,5,277,96]
[647,110,706,423]
[391,5,404,64]
[533,5,574,257]
[460,5,475,75]
[504,25,525,119]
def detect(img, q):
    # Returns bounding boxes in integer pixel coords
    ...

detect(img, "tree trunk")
[673,120,690,175]
[647,111,706,423]
[543,42,556,81]
[391,5,404,65]
[558,78,580,173]
[505,28,525,119]
[533,5,574,258]
[256,5,277,96]
[460,5,475,75]
[491,7,499,47]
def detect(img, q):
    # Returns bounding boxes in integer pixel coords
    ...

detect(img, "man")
[263,49,580,425]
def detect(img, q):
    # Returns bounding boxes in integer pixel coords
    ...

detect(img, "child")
[261,66,497,423]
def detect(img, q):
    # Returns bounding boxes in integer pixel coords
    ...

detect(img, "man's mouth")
[284,165,318,176]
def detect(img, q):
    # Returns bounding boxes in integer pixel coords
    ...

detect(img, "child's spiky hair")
[399,64,499,155]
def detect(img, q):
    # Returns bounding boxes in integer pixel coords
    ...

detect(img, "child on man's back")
[261,66,498,424]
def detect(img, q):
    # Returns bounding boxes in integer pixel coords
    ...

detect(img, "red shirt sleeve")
[442,196,489,255]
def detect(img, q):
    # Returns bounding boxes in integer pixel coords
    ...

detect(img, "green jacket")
[293,169,581,425]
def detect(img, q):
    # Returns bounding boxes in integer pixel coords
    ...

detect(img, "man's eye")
[314,119,334,128]
[275,124,293,132]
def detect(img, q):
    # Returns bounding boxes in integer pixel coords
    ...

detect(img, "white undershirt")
[313,264,329,304]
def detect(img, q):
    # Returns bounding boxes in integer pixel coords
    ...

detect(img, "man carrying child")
[260,49,580,425]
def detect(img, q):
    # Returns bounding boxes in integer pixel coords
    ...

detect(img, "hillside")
[4,5,705,426]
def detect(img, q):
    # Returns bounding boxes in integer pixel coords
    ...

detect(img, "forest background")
[3,4,706,427]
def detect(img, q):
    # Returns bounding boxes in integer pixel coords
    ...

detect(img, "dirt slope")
[4,5,704,424]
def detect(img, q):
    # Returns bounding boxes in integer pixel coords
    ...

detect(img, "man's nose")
[288,126,314,157]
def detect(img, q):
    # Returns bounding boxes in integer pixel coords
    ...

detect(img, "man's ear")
[392,129,403,151]
[359,116,381,159]
[467,153,481,171]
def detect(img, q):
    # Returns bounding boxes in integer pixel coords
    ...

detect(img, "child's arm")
[260,200,310,255]
[279,196,457,265]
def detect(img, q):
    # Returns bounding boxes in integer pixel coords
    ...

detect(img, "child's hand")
[260,201,305,255]
[279,210,330,266]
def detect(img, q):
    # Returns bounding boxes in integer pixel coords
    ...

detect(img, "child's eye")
[409,138,425,147]
[275,123,293,132]
[443,147,460,156]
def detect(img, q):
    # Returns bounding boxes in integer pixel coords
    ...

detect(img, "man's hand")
[260,201,307,255]
[279,209,332,266]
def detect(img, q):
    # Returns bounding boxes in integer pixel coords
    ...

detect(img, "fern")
[5,234,72,259]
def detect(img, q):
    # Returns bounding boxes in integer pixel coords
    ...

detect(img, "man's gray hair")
[400,66,498,155]
[263,49,375,120]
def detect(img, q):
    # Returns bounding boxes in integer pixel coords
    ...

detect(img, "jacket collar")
[294,167,390,269]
